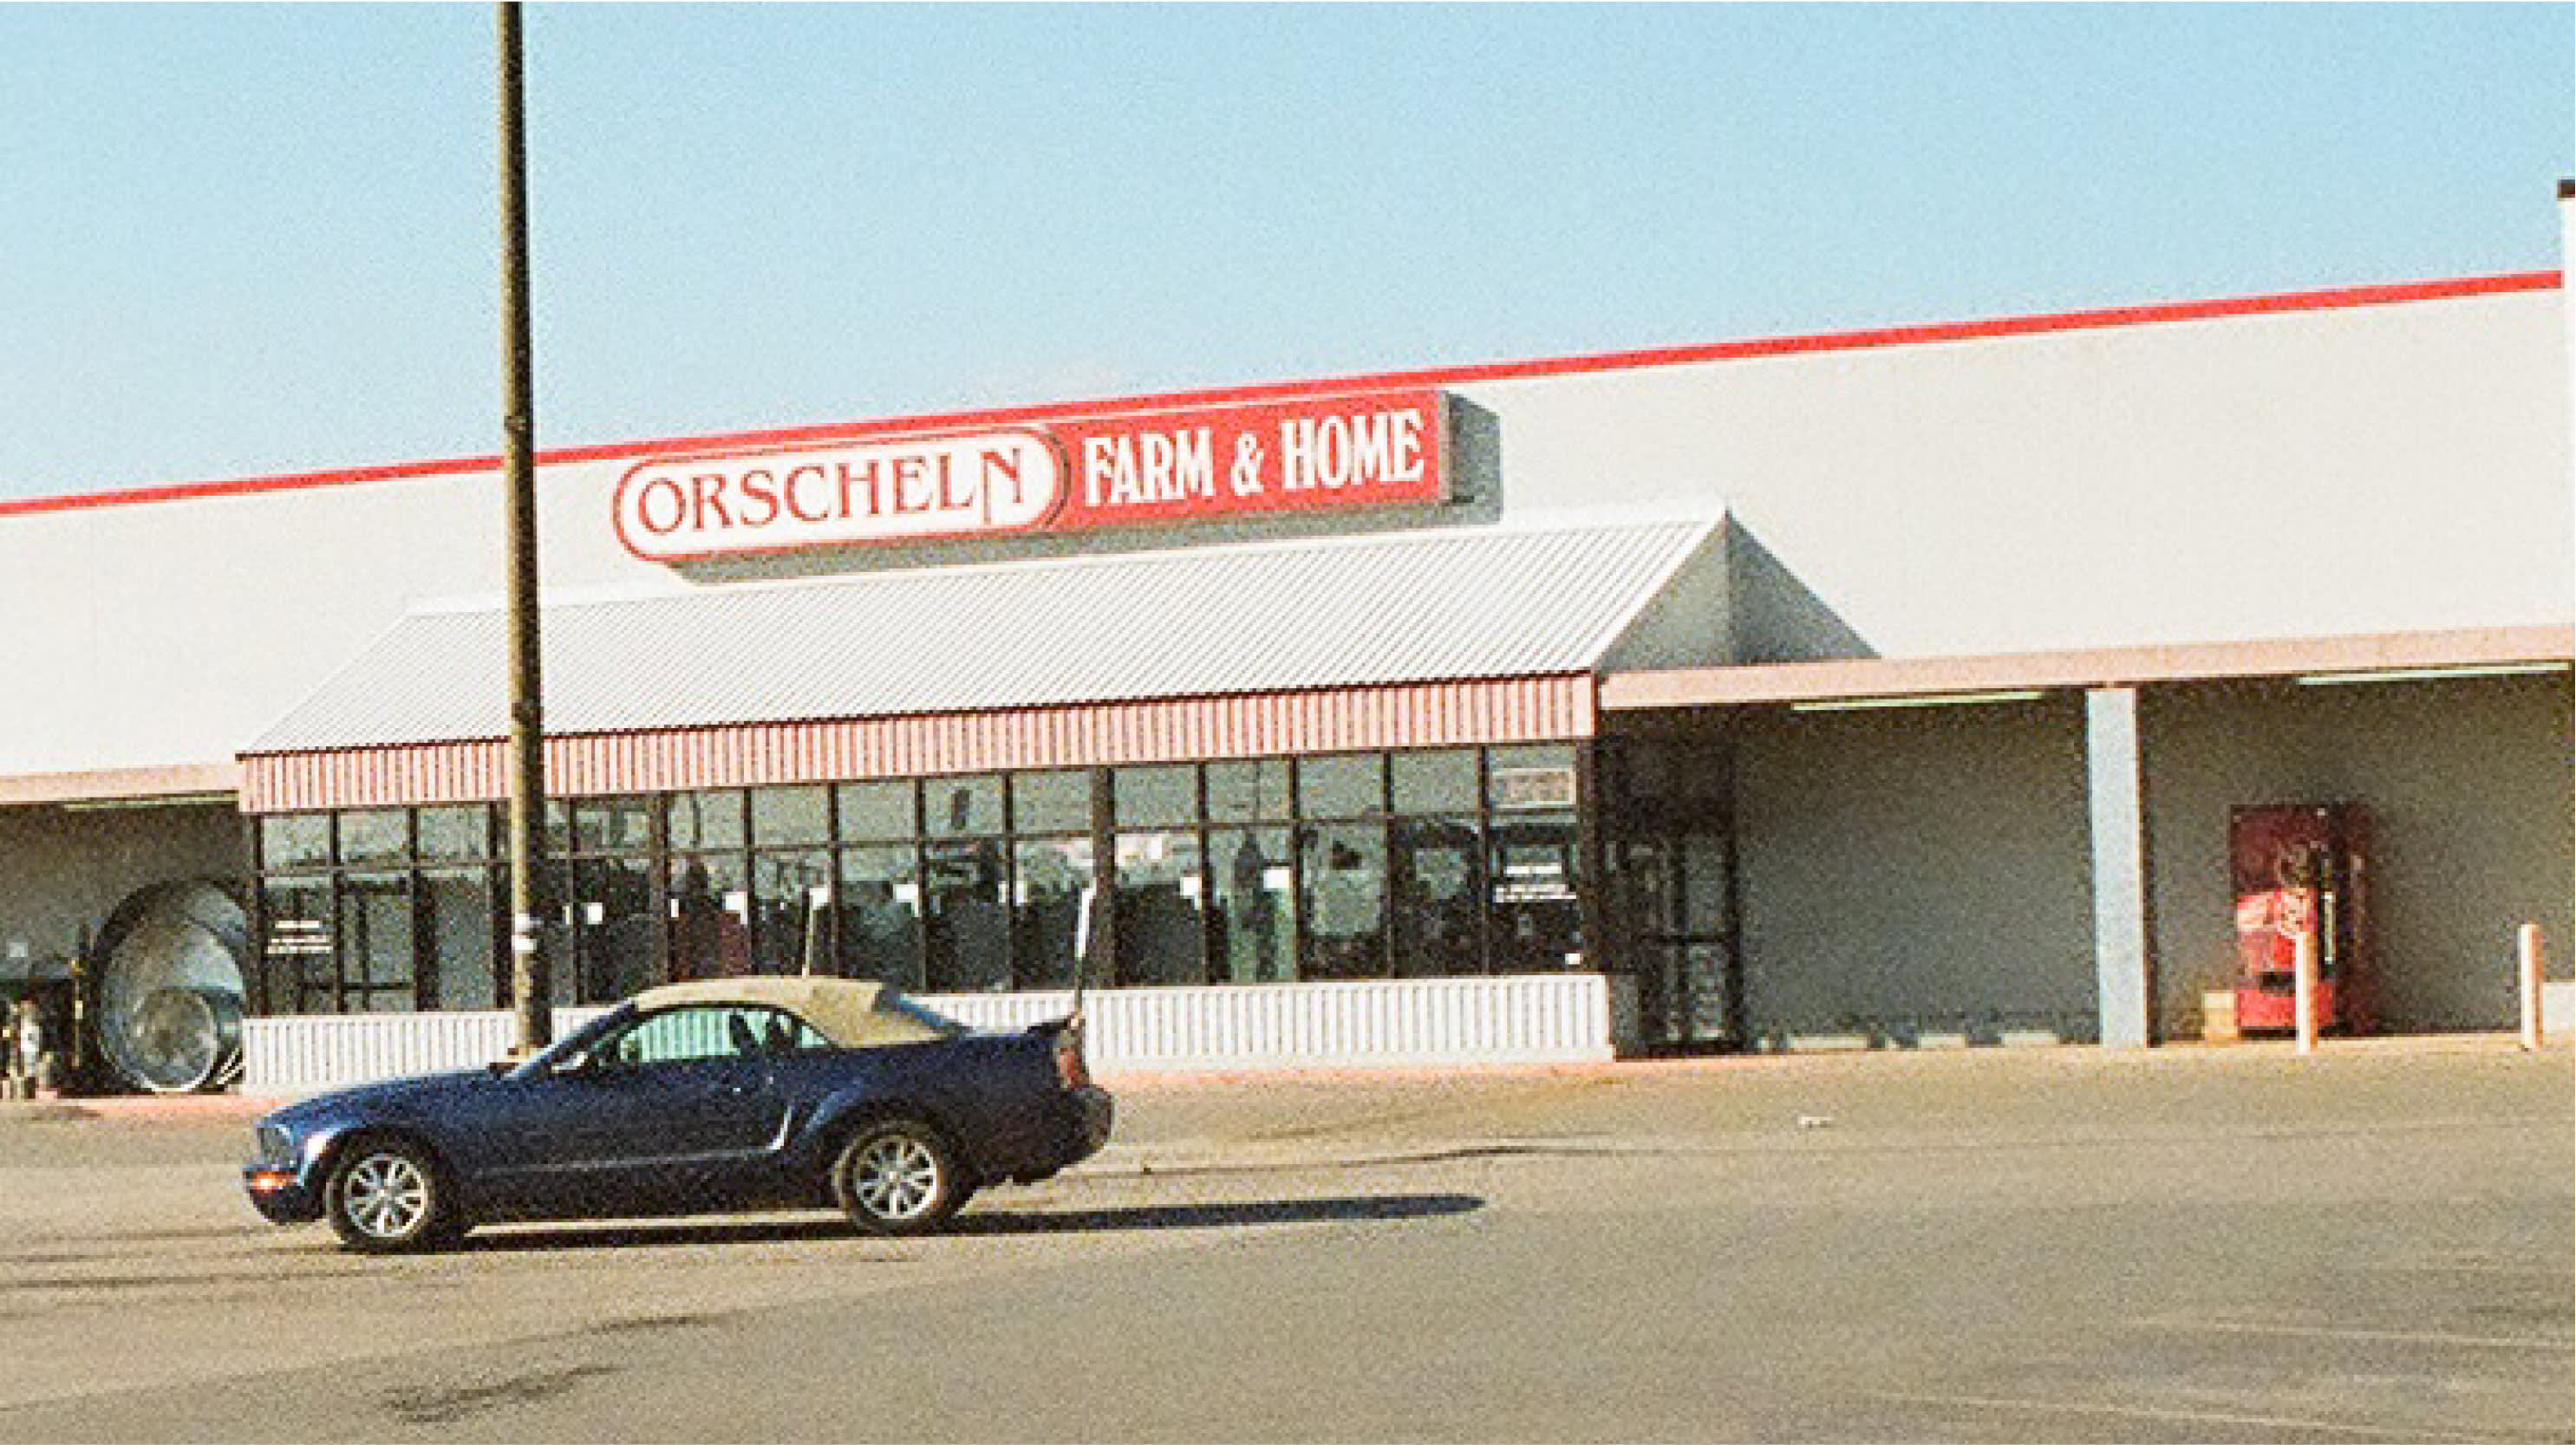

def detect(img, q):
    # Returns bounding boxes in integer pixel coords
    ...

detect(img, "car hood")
[262,1068,494,1129]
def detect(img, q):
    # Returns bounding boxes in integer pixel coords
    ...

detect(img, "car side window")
[610,1007,747,1067]
[760,1011,829,1054]
[728,1007,828,1055]
[603,1006,825,1067]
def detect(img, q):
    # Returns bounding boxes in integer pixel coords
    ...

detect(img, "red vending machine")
[2230,804,2374,1035]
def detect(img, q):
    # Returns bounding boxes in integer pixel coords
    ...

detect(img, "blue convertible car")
[244,978,1112,1252]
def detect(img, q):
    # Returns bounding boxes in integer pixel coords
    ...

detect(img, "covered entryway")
[1600,724,1741,1052]
[1601,627,2574,1050]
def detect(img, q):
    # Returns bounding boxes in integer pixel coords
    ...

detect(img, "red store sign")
[613,388,1451,563]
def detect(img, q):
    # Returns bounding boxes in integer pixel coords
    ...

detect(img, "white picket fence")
[239,973,1614,1097]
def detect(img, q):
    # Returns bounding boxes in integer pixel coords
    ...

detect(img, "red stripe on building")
[7,270,2556,522]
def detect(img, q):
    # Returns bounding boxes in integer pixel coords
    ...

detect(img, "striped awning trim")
[239,674,1595,813]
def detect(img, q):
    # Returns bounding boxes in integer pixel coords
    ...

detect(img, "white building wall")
[0,283,2562,783]
[0,803,239,965]
[6,477,479,775]
[2142,673,2574,1035]
[0,278,2565,1059]
[1731,695,2099,1045]
[1467,289,2570,657]
[1595,521,1738,673]
[0,453,690,778]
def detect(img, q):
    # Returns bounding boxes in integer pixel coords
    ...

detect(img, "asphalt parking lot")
[0,1034,2567,1443]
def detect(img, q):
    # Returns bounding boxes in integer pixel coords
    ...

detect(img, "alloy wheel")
[851,1134,942,1221]
[342,1150,431,1240]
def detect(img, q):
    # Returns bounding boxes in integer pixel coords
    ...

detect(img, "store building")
[1,267,2567,1093]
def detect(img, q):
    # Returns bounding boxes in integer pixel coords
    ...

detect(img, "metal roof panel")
[248,517,1719,754]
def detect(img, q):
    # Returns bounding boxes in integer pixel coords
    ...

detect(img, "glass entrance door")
[1617,830,1738,1051]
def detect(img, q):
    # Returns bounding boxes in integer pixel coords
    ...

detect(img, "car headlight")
[252,1124,297,1169]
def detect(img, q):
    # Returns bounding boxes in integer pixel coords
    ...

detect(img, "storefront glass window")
[1206,760,1292,824]
[250,738,1599,1016]
[499,859,569,1007]
[752,849,835,975]
[577,796,657,855]
[1114,831,1205,986]
[1300,821,1386,978]
[1113,765,1197,829]
[1487,744,1580,812]
[836,780,916,843]
[1209,829,1295,984]
[1490,810,1583,973]
[922,840,1009,992]
[1013,771,1094,835]
[925,777,1004,838]
[835,844,923,989]
[1011,837,1092,991]
[1392,817,1484,977]
[750,786,831,848]
[260,815,331,871]
[666,852,751,982]
[337,872,415,1010]
[574,856,660,1001]
[520,859,577,1006]
[1391,751,1479,815]
[337,810,408,866]
[416,806,488,862]
[1681,832,1731,937]
[666,791,746,853]
[1299,754,1385,820]
[258,877,332,1013]
[421,867,495,1011]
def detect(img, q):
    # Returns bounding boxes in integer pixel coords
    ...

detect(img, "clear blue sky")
[2,3,2567,500]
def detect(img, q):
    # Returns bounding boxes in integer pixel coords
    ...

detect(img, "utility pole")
[498,1,550,1052]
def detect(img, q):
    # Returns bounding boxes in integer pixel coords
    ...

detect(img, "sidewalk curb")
[0,1092,269,1124]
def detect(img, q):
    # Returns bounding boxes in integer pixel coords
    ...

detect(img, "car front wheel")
[323,1139,462,1253]
[832,1118,972,1236]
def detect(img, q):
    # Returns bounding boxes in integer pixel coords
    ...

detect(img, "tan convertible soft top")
[629,977,962,1049]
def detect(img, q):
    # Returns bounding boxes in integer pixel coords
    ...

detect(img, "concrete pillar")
[2087,687,2154,1047]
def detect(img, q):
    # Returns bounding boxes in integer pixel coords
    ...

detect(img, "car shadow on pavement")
[452,1193,1482,1253]
[456,1219,854,1253]
[953,1192,1484,1234]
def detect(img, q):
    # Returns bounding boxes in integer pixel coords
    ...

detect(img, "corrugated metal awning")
[241,678,1600,812]
[238,517,1718,808]
[251,517,1716,755]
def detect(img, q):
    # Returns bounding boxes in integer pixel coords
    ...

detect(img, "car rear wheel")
[323,1139,463,1253]
[832,1117,972,1237]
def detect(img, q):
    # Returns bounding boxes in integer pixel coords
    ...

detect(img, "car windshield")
[515,1005,636,1077]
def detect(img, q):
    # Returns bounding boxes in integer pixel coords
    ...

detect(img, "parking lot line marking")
[2358,1261,2566,1276]
[2129,1318,2575,1353]
[1862,1390,2517,1444]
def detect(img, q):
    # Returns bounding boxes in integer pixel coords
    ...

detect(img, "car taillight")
[1053,1025,1091,1091]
